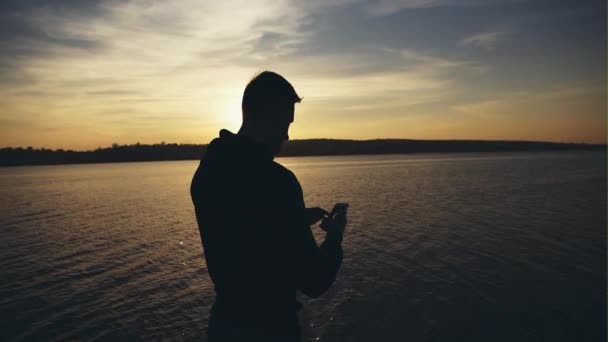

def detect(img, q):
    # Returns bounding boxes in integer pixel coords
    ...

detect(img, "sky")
[0,0,605,150]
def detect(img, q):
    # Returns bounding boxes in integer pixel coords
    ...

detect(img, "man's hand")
[304,207,329,226]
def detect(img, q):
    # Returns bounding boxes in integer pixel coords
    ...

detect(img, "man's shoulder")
[269,162,304,199]
[270,161,299,185]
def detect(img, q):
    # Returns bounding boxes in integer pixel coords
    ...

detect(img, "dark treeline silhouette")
[280,139,606,156]
[0,143,203,166]
[0,139,605,167]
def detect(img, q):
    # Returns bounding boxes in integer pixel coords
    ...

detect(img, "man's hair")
[242,71,301,122]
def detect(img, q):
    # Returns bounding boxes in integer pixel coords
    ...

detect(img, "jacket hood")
[203,129,275,166]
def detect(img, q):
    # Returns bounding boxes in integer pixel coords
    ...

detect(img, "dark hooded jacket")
[190,129,343,336]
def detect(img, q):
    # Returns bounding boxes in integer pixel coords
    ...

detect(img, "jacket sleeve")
[285,172,344,299]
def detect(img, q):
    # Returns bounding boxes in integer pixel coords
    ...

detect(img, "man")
[190,71,346,341]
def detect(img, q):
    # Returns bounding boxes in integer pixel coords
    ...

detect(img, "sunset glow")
[1,0,605,150]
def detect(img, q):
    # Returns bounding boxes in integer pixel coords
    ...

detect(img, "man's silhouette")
[191,71,346,341]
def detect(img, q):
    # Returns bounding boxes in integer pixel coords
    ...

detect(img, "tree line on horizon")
[0,139,605,166]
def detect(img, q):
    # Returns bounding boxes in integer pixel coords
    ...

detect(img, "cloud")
[0,1,324,120]
[390,48,487,71]
[364,0,523,16]
[1,0,604,147]
[0,0,467,114]
[277,46,489,129]
[460,31,505,50]
[2,0,431,147]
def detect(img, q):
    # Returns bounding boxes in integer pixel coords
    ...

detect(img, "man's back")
[191,129,343,338]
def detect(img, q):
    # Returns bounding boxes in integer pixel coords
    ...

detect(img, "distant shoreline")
[1,139,605,167]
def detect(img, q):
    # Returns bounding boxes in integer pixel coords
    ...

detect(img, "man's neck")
[237,124,280,159]
[237,125,270,146]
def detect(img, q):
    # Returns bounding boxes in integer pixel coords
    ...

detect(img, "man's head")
[240,71,301,155]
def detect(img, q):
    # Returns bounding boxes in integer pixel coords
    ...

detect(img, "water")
[0,152,605,341]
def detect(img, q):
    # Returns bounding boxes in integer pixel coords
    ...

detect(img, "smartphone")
[328,202,348,220]
[320,203,348,232]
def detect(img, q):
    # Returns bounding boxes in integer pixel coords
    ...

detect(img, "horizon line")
[2,137,606,152]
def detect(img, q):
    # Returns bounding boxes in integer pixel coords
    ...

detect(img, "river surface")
[0,151,606,341]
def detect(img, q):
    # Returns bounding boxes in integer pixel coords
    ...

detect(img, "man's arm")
[293,220,344,298]
[284,172,346,298]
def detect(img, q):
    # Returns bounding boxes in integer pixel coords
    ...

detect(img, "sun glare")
[218,94,242,131]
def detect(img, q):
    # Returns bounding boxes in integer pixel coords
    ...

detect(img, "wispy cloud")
[289,47,486,111]
[389,48,487,71]
[460,31,506,50]
[364,0,523,16]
